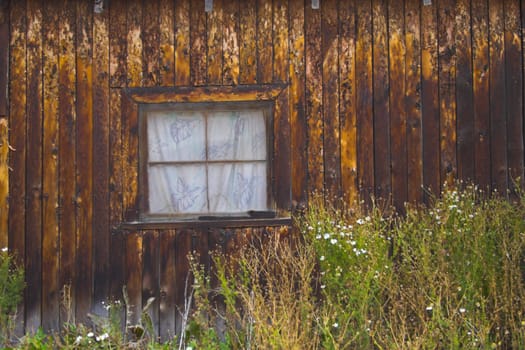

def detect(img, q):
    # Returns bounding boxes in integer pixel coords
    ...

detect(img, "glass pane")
[208,162,267,212]
[148,165,208,214]
[147,110,206,162]
[207,110,266,161]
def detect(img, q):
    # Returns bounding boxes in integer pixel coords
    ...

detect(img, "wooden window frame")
[120,85,291,229]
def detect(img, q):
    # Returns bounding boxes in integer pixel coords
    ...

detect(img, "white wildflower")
[426,305,433,311]
[323,233,330,239]
[319,255,325,261]
[356,218,364,225]
[332,322,339,328]
[87,332,94,338]
[74,336,83,344]
[1,247,7,252]
[316,234,322,240]
[459,308,466,314]
[330,238,337,245]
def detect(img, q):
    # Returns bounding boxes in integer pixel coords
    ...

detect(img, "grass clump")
[0,247,25,346]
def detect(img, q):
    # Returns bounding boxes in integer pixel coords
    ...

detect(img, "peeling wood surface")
[5,0,525,338]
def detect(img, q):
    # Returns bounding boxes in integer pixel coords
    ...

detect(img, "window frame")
[138,100,275,221]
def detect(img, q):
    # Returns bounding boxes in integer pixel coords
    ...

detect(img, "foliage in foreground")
[0,247,25,346]
[5,184,525,349]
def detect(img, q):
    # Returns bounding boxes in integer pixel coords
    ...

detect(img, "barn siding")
[3,0,525,338]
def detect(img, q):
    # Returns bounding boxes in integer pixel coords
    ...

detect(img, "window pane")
[207,110,266,161]
[148,165,208,214]
[147,110,206,162]
[208,162,267,212]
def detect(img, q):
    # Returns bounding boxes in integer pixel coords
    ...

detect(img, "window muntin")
[141,103,272,218]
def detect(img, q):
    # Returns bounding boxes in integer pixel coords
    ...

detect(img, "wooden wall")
[1,0,524,339]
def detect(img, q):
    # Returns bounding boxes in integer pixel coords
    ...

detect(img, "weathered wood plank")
[421,0,440,198]
[25,0,43,331]
[389,0,407,210]
[143,0,160,87]
[0,118,7,248]
[356,0,374,205]
[504,0,523,188]
[126,232,143,326]
[109,89,124,302]
[257,0,273,83]
[438,0,457,186]
[372,0,390,203]
[109,0,127,88]
[142,231,160,339]
[75,0,91,323]
[174,229,192,336]
[405,0,423,203]
[273,0,288,84]
[289,0,307,206]
[455,0,474,183]
[190,0,206,86]
[223,0,240,85]
[322,0,341,198]
[489,0,507,193]
[339,0,357,204]
[206,0,223,85]
[9,0,26,291]
[175,0,190,86]
[0,0,8,117]
[122,92,139,221]
[472,0,491,189]
[239,0,257,84]
[305,4,323,195]
[159,230,176,341]
[127,0,143,87]
[93,3,110,315]
[159,0,175,86]
[274,85,291,210]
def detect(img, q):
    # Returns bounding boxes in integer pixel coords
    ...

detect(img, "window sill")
[117,216,292,231]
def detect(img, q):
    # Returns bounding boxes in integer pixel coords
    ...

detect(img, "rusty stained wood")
[190,0,206,86]
[206,0,223,85]
[455,0,474,183]
[127,0,143,87]
[175,0,190,86]
[239,0,257,84]
[273,0,288,84]
[504,0,523,188]
[93,3,110,314]
[109,0,127,87]
[174,229,193,336]
[125,232,143,326]
[305,4,323,195]
[75,0,91,324]
[122,92,139,221]
[223,0,240,85]
[322,0,341,198]
[289,0,307,205]
[421,0,440,198]
[159,0,175,86]
[489,0,507,193]
[142,231,160,338]
[372,0,390,203]
[257,0,273,84]
[0,118,7,248]
[143,0,160,87]
[405,0,423,203]
[25,0,43,332]
[0,0,8,117]
[389,0,407,210]
[356,0,374,205]
[472,0,490,189]
[339,0,357,204]
[438,0,457,186]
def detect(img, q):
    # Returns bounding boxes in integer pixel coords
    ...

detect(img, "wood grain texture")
[257,0,273,83]
[339,0,357,204]
[93,3,110,315]
[126,232,143,326]
[372,0,390,203]
[489,0,507,193]
[206,0,223,85]
[190,0,206,86]
[356,0,374,205]
[322,0,341,198]
[239,0,257,84]
[438,0,457,186]
[223,0,240,85]
[455,0,474,183]
[0,119,7,248]
[405,0,423,203]
[175,0,190,86]
[122,92,139,221]
[289,0,307,205]
[159,0,175,86]
[25,0,43,331]
[127,0,143,87]
[273,0,288,84]
[109,0,127,87]
[143,0,160,87]
[0,1,7,117]
[159,230,176,341]
[472,0,491,189]
[142,231,160,338]
[421,0,440,198]
[75,0,91,323]
[389,0,407,210]
[305,4,323,195]
[174,229,192,336]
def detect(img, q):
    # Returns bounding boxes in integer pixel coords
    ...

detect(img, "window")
[140,102,274,220]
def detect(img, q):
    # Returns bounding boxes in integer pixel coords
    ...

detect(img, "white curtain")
[147,109,267,214]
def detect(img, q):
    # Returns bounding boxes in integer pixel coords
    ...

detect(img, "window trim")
[119,84,290,227]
